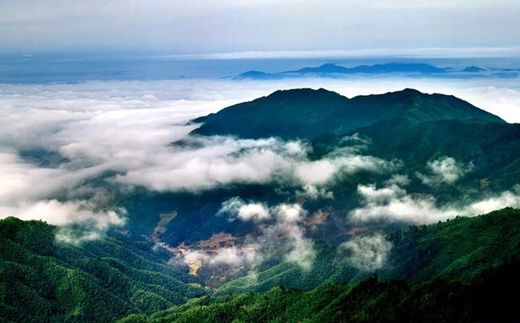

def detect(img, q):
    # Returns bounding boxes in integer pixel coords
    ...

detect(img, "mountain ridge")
[234,62,517,79]
[285,63,448,74]
[192,88,504,140]
[0,217,205,322]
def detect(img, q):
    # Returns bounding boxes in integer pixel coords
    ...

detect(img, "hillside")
[119,208,520,322]
[0,217,205,322]
[309,118,520,195]
[152,88,519,251]
[216,208,520,294]
[119,263,520,323]
[192,88,504,139]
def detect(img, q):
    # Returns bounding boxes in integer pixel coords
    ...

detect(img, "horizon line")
[2,46,520,60]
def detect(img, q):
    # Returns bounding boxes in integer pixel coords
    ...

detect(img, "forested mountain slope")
[0,217,205,322]
[119,208,520,323]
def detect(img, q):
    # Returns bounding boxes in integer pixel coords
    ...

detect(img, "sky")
[1,0,520,56]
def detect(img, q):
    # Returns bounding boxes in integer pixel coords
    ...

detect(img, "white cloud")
[275,203,305,224]
[0,80,389,239]
[208,247,246,267]
[464,187,520,215]
[208,246,260,268]
[219,197,270,222]
[2,199,124,230]
[294,155,400,186]
[257,203,316,270]
[350,184,455,223]
[0,150,125,239]
[113,136,307,191]
[193,201,316,271]
[385,174,410,186]
[417,157,473,186]
[0,81,398,202]
[238,204,270,221]
[350,183,520,224]
[298,184,334,200]
[341,233,392,271]
[357,184,407,203]
[0,151,113,202]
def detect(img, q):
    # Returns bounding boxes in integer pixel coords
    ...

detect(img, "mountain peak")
[400,87,422,94]
[192,88,504,139]
[267,87,340,97]
[315,63,342,69]
[463,66,486,73]
[385,87,423,99]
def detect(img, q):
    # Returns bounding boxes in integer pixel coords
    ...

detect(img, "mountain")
[0,217,205,322]
[347,119,520,188]
[287,62,351,74]
[235,70,281,80]
[4,205,518,322]
[120,208,520,323]
[234,62,503,80]
[216,207,520,294]
[192,88,504,140]
[168,87,518,260]
[120,261,520,323]
[236,63,450,79]
[462,66,486,73]
[286,63,448,74]
[235,63,519,80]
[142,88,520,292]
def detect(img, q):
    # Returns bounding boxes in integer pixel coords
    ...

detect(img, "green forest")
[0,217,205,322]
[2,208,519,322]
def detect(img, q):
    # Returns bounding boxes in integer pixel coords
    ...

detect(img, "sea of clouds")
[1,77,520,249]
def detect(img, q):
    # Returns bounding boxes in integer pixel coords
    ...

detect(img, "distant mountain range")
[235,62,519,79]
[289,63,448,74]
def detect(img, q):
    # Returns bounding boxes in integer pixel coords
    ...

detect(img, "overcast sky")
[1,0,520,56]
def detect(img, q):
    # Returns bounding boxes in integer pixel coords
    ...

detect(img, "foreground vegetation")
[217,208,520,293]
[121,208,520,322]
[120,259,519,323]
[1,208,519,322]
[0,217,205,322]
